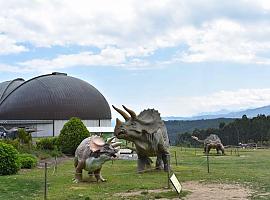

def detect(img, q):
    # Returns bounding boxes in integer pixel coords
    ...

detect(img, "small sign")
[170,173,182,194]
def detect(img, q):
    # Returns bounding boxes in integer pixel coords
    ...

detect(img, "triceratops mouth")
[116,129,127,137]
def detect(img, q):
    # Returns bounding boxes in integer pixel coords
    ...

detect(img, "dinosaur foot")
[72,178,81,183]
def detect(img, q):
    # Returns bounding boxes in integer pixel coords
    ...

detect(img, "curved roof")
[0,73,111,120]
[0,78,25,102]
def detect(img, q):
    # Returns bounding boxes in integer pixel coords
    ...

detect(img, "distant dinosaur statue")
[192,134,225,155]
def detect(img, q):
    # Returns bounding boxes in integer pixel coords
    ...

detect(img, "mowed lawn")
[0,147,270,200]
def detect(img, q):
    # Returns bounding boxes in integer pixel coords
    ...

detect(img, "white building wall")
[32,124,53,137]
[53,119,111,137]
[31,119,111,137]
[100,119,111,126]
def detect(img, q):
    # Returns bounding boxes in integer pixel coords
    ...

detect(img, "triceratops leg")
[137,156,152,173]
[203,146,207,153]
[216,146,220,154]
[155,154,163,170]
[218,144,225,155]
[206,145,211,154]
[161,153,170,172]
[94,168,106,182]
[74,161,84,182]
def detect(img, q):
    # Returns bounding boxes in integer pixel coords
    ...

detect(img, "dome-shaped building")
[0,72,111,137]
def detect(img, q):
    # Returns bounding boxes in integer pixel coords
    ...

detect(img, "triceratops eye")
[131,122,136,127]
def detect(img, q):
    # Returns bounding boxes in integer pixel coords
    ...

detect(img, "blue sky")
[1,0,270,118]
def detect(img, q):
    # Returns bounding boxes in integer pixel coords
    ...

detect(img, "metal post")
[53,156,57,175]
[44,162,48,200]
[167,154,170,189]
[207,154,210,173]
[174,151,178,166]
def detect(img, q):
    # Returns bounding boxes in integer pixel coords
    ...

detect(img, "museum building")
[0,72,111,137]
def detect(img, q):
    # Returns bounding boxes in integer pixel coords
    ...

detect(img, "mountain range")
[163,105,270,121]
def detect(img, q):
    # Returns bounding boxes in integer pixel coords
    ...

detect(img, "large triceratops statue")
[74,135,121,183]
[113,105,170,172]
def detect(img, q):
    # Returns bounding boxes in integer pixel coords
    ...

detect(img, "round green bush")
[0,142,20,175]
[18,153,38,169]
[58,117,89,155]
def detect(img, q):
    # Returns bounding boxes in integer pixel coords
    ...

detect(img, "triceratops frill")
[113,105,170,172]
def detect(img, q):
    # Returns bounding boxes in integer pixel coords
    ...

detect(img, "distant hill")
[163,105,270,121]
[164,118,235,145]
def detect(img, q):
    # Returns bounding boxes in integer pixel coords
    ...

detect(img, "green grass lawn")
[0,147,270,200]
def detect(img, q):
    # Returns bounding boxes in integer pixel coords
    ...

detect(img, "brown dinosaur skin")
[74,136,119,183]
[113,105,170,172]
[205,143,225,155]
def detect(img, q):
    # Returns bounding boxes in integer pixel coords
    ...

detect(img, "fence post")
[44,162,48,200]
[206,154,210,173]
[53,156,57,175]
[167,154,171,189]
[174,151,178,166]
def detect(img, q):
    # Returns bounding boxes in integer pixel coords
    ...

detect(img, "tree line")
[175,115,270,146]
[164,118,234,145]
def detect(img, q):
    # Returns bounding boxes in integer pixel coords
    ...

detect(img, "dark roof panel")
[0,73,111,120]
[0,78,25,102]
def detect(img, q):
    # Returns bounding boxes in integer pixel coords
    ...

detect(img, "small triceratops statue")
[74,135,121,183]
[113,105,170,172]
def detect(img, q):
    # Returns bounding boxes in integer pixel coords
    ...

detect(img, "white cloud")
[17,47,126,72]
[1,0,270,69]
[0,35,28,55]
[0,63,22,72]
[151,18,270,65]
[155,88,270,116]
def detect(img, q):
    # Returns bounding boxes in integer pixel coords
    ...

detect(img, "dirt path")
[115,181,252,200]
[182,181,252,200]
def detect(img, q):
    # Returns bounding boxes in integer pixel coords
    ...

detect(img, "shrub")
[0,142,20,175]
[18,153,38,169]
[36,137,59,150]
[18,128,32,144]
[0,139,20,150]
[58,117,89,155]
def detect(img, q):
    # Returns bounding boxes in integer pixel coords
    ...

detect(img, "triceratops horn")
[106,136,116,144]
[122,105,136,119]
[112,105,130,121]
[111,142,122,148]
[115,118,122,128]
